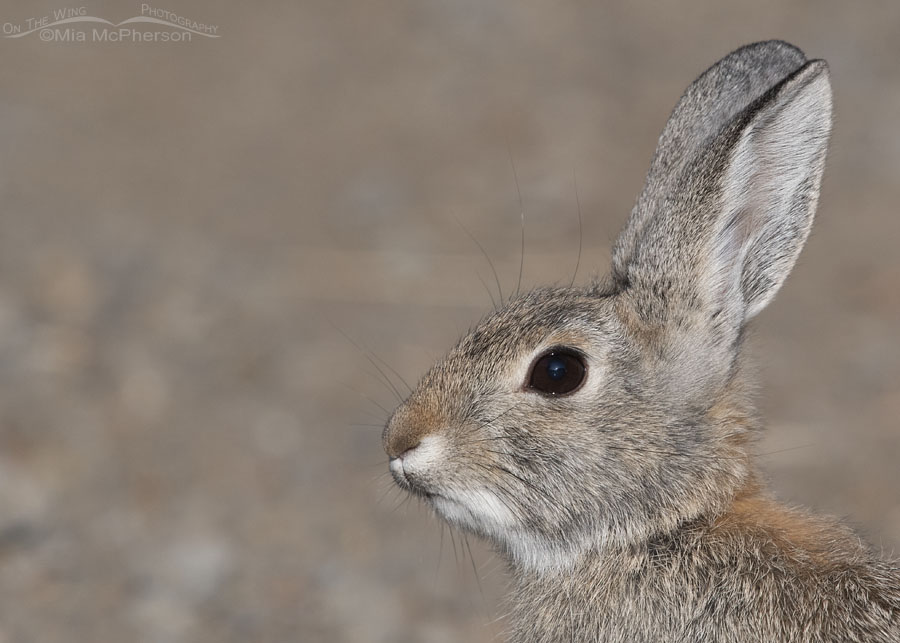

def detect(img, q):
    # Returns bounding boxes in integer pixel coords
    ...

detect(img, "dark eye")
[527,348,587,396]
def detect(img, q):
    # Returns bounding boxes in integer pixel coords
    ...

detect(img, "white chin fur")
[431,488,516,532]
[431,489,585,574]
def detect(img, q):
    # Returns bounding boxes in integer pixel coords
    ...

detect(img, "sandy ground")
[1,1,898,641]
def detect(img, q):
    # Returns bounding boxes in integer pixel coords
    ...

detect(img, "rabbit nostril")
[385,426,423,459]
[396,440,421,460]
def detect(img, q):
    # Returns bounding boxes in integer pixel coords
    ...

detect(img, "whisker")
[360,358,404,405]
[330,322,405,404]
[462,403,520,437]
[475,270,499,309]
[370,470,392,483]
[570,170,583,288]
[453,212,505,307]
[448,524,460,571]
[756,443,816,458]
[463,435,513,446]
[464,534,491,622]
[370,350,414,396]
[471,462,527,516]
[390,492,413,514]
[507,146,526,299]
[336,381,391,418]
[377,482,401,506]
[480,470,525,517]
[435,522,445,586]
[361,394,391,418]
[459,405,522,445]
[355,407,388,426]
[492,462,558,505]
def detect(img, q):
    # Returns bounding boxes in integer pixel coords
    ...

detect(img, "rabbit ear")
[615,41,809,263]
[611,44,832,377]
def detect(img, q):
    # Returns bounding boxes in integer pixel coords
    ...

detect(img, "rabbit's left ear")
[613,55,832,347]
[713,60,832,321]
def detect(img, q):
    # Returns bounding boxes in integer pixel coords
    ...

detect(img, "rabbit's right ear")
[611,42,832,395]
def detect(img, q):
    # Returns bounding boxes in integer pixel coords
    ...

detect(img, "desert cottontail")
[383,40,900,642]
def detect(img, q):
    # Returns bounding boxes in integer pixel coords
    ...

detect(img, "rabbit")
[382,40,900,642]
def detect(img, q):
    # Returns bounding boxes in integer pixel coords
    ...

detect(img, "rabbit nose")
[388,445,420,481]
[383,410,430,458]
[383,396,442,459]
[384,427,422,460]
[394,442,421,460]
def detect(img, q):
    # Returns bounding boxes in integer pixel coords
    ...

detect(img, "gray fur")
[382,41,900,642]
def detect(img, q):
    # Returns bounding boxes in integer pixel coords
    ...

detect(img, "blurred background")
[1,1,898,641]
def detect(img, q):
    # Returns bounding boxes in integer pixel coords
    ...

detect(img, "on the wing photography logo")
[3,4,219,43]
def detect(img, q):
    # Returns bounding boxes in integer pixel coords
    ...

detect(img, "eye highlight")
[526,347,587,396]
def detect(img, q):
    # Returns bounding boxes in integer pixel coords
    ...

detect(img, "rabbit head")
[383,41,832,573]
